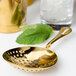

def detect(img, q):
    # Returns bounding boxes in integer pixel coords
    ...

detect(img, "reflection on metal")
[0,0,27,33]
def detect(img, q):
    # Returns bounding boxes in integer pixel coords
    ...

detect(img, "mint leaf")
[16,24,53,45]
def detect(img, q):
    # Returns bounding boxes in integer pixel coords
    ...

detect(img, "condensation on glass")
[40,0,74,30]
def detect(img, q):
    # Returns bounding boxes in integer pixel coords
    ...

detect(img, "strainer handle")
[46,27,72,48]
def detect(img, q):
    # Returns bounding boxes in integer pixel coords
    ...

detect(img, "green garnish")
[16,24,53,45]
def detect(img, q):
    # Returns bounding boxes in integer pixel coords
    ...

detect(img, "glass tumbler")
[0,0,27,33]
[40,0,74,30]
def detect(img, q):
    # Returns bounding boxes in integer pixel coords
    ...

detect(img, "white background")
[0,0,76,76]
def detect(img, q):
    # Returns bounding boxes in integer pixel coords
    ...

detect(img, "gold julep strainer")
[3,27,72,72]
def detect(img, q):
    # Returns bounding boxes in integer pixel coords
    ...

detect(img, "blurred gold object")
[3,27,72,72]
[0,0,27,33]
[28,0,34,6]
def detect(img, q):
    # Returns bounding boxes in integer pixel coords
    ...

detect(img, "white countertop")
[0,0,76,76]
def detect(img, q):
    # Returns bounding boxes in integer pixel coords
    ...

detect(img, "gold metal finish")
[3,27,72,72]
[46,27,72,48]
[0,0,27,33]
[28,0,34,6]
[3,47,57,72]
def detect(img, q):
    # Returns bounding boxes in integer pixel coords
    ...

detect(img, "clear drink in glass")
[40,0,74,30]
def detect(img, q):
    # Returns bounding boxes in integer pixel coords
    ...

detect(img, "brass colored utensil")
[0,0,27,33]
[28,0,34,6]
[3,27,72,72]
